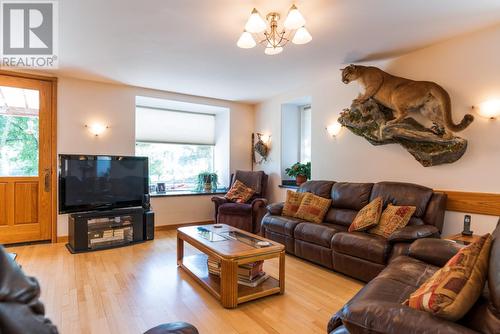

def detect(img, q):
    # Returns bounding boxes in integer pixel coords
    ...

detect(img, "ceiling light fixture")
[237,4,312,55]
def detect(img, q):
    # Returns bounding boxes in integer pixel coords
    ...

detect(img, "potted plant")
[285,162,311,186]
[196,172,218,192]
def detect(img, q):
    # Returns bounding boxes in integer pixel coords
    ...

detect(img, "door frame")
[0,70,58,243]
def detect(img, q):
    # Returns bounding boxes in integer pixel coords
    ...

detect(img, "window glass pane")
[135,142,214,191]
[0,86,39,176]
[300,106,311,163]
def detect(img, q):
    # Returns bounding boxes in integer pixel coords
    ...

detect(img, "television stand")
[67,208,146,253]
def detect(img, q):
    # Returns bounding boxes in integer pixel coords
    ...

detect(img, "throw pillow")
[348,197,383,232]
[295,192,332,224]
[405,234,492,321]
[282,190,305,217]
[224,180,255,203]
[368,204,416,238]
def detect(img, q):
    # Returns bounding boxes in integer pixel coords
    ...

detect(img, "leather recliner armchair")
[211,170,268,234]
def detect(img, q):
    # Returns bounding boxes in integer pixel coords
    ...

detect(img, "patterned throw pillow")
[282,190,305,217]
[295,193,332,224]
[224,180,255,203]
[368,204,416,238]
[405,234,492,321]
[348,197,383,232]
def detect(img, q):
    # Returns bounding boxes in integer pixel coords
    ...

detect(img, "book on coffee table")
[238,273,269,287]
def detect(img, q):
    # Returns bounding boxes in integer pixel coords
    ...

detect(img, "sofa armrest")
[266,202,284,216]
[388,225,440,243]
[409,238,463,267]
[341,301,477,334]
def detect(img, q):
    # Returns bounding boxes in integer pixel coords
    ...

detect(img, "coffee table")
[177,224,285,308]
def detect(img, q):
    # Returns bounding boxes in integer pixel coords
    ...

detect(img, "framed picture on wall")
[156,183,166,193]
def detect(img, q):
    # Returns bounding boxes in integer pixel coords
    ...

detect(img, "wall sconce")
[252,132,270,164]
[85,123,108,137]
[260,133,271,144]
[473,99,500,119]
[326,122,342,138]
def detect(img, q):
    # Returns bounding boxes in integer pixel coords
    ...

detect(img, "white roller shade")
[136,107,215,145]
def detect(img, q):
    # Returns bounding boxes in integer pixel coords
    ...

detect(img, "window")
[300,106,311,163]
[135,142,214,191]
[0,86,39,176]
[135,106,216,192]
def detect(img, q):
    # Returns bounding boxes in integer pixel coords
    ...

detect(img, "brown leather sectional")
[261,180,447,282]
[328,222,500,333]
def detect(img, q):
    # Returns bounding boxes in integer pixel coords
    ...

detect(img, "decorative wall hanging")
[252,133,270,164]
[338,65,474,167]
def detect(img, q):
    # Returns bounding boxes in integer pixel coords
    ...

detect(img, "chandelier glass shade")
[237,4,312,55]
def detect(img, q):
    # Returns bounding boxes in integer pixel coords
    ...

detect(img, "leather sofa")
[261,181,446,282]
[328,222,500,334]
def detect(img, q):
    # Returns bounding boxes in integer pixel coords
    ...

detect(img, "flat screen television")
[58,155,149,214]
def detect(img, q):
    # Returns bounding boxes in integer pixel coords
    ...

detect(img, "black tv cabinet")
[67,208,147,253]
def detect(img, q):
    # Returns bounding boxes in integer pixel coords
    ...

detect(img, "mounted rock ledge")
[338,99,467,167]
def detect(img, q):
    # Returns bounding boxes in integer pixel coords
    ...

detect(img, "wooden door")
[0,73,56,244]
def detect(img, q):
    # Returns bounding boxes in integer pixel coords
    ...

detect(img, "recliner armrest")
[266,202,284,216]
[341,300,476,334]
[408,238,463,267]
[251,198,268,211]
[388,225,440,243]
[211,196,229,206]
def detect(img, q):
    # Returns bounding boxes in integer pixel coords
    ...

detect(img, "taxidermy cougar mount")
[341,64,474,138]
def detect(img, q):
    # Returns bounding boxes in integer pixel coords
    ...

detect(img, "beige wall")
[255,25,500,236]
[57,77,254,236]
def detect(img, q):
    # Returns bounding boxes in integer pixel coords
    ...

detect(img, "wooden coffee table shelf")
[177,224,285,308]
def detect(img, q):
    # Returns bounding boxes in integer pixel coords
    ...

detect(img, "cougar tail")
[433,87,474,132]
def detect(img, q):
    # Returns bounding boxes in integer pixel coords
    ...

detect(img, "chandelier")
[237,4,312,55]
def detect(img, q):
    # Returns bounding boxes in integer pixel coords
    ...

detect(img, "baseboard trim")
[155,220,214,231]
[56,236,68,243]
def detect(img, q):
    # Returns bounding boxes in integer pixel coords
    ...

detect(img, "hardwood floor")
[8,230,363,334]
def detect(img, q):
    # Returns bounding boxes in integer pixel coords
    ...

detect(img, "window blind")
[136,107,215,145]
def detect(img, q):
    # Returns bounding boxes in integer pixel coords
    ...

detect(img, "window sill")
[278,184,299,190]
[279,180,300,189]
[150,189,227,198]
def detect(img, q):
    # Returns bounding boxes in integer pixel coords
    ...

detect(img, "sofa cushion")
[407,234,492,321]
[218,203,252,216]
[370,182,433,218]
[282,190,305,217]
[378,256,439,289]
[332,232,390,264]
[368,204,416,238]
[324,208,357,227]
[262,215,304,237]
[294,222,341,248]
[298,180,335,199]
[349,197,383,232]
[331,182,374,211]
[295,193,332,224]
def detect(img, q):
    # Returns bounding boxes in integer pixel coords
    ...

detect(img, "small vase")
[296,175,307,186]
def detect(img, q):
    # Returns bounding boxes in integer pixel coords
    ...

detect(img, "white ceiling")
[55,0,500,103]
